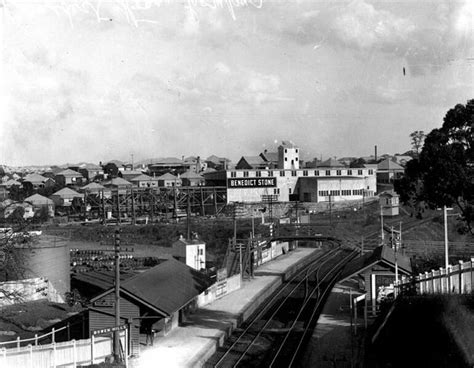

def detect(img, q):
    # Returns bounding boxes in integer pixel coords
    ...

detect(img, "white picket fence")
[1,335,112,368]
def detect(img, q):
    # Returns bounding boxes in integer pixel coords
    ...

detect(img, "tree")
[349,158,367,168]
[409,130,426,156]
[395,100,474,233]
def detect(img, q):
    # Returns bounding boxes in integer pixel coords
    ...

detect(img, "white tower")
[278,141,299,169]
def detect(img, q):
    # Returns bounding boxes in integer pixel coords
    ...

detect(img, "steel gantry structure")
[81,186,228,224]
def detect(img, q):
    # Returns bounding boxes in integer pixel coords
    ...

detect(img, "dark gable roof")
[339,245,412,283]
[121,258,212,316]
[377,158,404,171]
[260,151,278,163]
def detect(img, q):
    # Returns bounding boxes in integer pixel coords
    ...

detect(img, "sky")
[0,0,473,166]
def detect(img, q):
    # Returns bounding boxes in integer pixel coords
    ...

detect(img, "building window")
[274,188,280,195]
[268,170,273,176]
[243,171,249,177]
[369,169,374,175]
[342,190,351,196]
[303,170,308,176]
[336,170,342,175]
[289,188,292,194]
[358,169,363,175]
[319,190,329,196]
[285,149,287,153]
[347,169,352,175]
[325,170,331,176]
[291,171,297,176]
[280,171,285,177]
[295,149,298,153]
[285,157,288,161]
[256,171,261,177]
[231,171,236,178]
[295,157,298,161]
[314,170,319,176]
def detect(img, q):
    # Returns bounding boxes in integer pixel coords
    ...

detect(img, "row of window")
[231,169,373,178]
[318,189,366,197]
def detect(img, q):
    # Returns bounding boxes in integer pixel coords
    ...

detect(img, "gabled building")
[22,173,51,191]
[278,141,300,170]
[157,173,181,187]
[55,169,84,187]
[148,157,185,176]
[205,155,230,170]
[120,170,144,182]
[50,187,84,207]
[130,174,159,188]
[78,163,104,181]
[180,171,205,187]
[377,158,404,184]
[24,194,55,217]
[235,156,268,170]
[259,150,279,168]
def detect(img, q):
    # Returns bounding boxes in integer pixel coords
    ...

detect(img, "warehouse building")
[226,141,376,203]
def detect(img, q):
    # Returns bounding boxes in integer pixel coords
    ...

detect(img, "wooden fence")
[1,335,112,368]
[397,258,474,295]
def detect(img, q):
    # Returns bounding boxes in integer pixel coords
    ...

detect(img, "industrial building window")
[231,171,236,178]
[347,169,352,175]
[342,190,351,196]
[256,171,261,177]
[289,188,292,194]
[244,171,249,177]
[319,190,329,196]
[291,171,297,176]
[325,170,331,176]
[268,170,273,176]
[336,170,342,175]
[303,170,308,176]
[296,149,298,153]
[285,157,288,161]
[358,169,363,175]
[274,188,280,194]
[330,190,340,196]
[280,171,285,176]
[285,149,287,153]
[369,169,374,175]
[314,170,319,176]
[295,157,298,161]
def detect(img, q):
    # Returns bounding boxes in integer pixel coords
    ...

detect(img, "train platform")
[130,247,320,368]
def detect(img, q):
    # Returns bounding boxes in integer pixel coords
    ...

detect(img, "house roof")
[379,190,399,198]
[72,270,138,291]
[180,171,204,179]
[130,174,157,182]
[377,158,404,171]
[317,158,345,168]
[23,173,47,184]
[105,177,133,187]
[119,258,212,316]
[79,163,102,170]
[206,155,229,164]
[150,157,183,166]
[339,245,412,283]
[57,169,83,177]
[239,156,267,168]
[81,182,105,190]
[157,172,178,180]
[24,194,54,205]
[260,151,278,163]
[51,187,83,198]
[3,179,21,187]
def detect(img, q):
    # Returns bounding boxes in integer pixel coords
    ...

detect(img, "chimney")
[374,145,378,161]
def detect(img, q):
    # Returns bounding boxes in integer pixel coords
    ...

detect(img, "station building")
[226,141,376,203]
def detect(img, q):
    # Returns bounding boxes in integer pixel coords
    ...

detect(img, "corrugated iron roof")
[51,187,83,198]
[57,168,83,177]
[377,158,404,171]
[24,193,54,205]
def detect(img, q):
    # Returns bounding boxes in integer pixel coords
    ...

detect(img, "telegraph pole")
[114,228,121,361]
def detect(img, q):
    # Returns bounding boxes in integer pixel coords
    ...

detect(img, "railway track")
[205,246,359,368]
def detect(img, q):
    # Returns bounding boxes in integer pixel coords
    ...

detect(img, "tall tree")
[395,100,474,233]
[409,130,426,156]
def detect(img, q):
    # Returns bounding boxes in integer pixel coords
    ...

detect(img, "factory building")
[226,141,376,203]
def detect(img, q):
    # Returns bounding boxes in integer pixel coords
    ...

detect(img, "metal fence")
[397,258,474,295]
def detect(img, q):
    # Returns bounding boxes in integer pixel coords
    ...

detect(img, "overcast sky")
[1,0,473,166]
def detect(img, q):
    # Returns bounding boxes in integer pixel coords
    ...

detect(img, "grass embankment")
[0,300,81,343]
[368,295,474,368]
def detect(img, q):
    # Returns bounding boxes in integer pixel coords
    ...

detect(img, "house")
[24,194,55,217]
[183,156,206,173]
[148,157,185,176]
[157,173,182,187]
[22,173,54,191]
[103,177,133,195]
[259,150,279,168]
[392,155,413,167]
[278,141,300,170]
[86,258,212,355]
[180,171,205,186]
[78,163,104,181]
[172,235,206,270]
[1,200,34,219]
[55,169,84,187]
[120,170,144,182]
[377,158,404,184]
[235,156,268,170]
[379,191,400,217]
[50,187,84,207]
[205,155,230,170]
[80,182,106,194]
[130,174,159,188]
